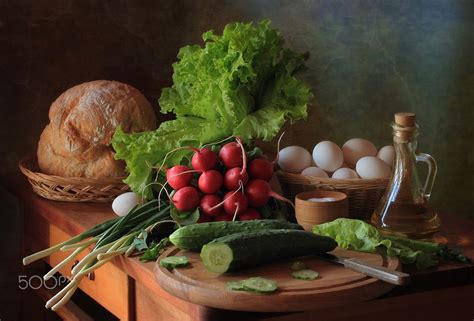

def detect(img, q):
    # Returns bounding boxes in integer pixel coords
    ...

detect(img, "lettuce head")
[112,20,313,198]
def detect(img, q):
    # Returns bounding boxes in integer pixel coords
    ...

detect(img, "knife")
[316,253,410,285]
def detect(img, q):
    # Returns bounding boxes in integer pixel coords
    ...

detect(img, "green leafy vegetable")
[140,237,169,262]
[291,269,319,280]
[112,20,313,198]
[313,219,392,254]
[437,246,471,264]
[246,146,264,160]
[159,255,189,269]
[132,231,149,251]
[313,218,471,269]
[170,207,200,227]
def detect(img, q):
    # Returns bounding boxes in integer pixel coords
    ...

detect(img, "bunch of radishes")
[163,137,292,223]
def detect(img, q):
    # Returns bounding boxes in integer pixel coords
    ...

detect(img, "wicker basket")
[276,171,388,220]
[19,156,129,202]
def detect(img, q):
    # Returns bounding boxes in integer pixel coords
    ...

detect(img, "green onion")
[23,199,175,311]
[22,217,120,266]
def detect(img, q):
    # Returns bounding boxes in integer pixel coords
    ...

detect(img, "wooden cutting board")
[154,247,401,312]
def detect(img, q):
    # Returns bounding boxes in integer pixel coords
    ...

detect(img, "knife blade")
[316,253,410,285]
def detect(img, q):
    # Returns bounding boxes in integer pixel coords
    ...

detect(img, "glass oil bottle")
[371,113,441,239]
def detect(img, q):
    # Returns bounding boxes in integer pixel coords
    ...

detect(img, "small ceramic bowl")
[295,190,349,231]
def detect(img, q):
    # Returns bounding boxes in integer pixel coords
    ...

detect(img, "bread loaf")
[37,80,156,178]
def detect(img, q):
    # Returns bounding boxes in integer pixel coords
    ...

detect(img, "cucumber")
[291,269,319,280]
[169,220,303,252]
[200,229,337,273]
[159,256,189,269]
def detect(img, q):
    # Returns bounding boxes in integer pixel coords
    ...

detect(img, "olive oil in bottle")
[371,113,441,239]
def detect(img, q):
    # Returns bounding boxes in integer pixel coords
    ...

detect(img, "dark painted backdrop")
[1,0,473,319]
[2,0,472,214]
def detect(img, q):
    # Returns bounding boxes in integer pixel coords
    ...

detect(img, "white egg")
[278,146,313,173]
[312,141,344,172]
[356,156,392,179]
[332,167,359,179]
[342,138,377,168]
[377,145,395,167]
[301,166,329,178]
[112,192,142,216]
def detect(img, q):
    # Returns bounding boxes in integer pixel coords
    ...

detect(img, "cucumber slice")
[200,243,233,273]
[226,277,278,293]
[290,261,307,271]
[226,281,246,291]
[241,277,278,293]
[160,256,189,269]
[291,269,319,280]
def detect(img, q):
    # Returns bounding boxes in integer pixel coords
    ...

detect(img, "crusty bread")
[37,80,156,178]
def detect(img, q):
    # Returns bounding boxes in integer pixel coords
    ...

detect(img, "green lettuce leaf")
[313,218,392,254]
[312,218,443,269]
[234,56,312,141]
[112,20,313,197]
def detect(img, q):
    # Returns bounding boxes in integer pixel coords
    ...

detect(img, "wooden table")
[5,175,474,321]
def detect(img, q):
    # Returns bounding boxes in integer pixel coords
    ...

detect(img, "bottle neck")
[392,122,419,147]
[391,122,423,203]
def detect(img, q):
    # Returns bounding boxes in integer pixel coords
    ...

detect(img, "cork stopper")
[395,112,416,127]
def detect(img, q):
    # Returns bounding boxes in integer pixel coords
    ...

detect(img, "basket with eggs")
[276,138,394,220]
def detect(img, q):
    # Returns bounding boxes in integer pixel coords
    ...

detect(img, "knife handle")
[343,258,410,285]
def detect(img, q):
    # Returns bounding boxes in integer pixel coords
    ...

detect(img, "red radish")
[224,167,248,190]
[199,194,223,217]
[192,148,218,172]
[223,137,248,189]
[172,186,200,212]
[219,142,243,168]
[197,214,213,223]
[223,191,248,215]
[166,165,193,190]
[245,179,295,208]
[239,208,261,221]
[214,213,234,221]
[198,170,223,194]
[248,158,273,181]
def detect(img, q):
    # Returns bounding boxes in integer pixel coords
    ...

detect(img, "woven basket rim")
[276,170,389,185]
[19,156,127,186]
